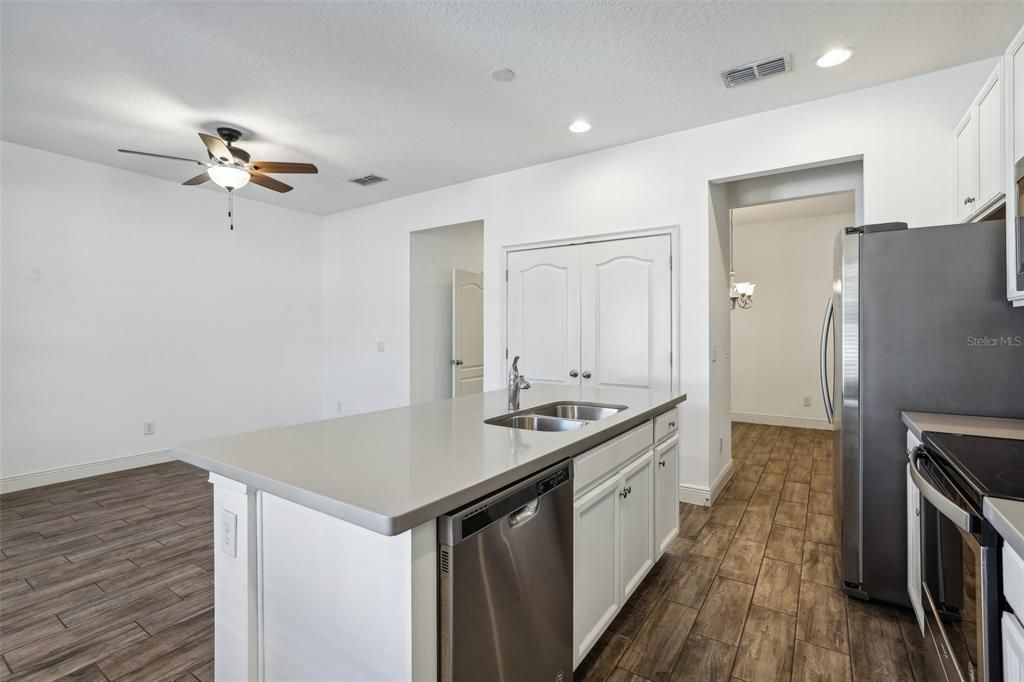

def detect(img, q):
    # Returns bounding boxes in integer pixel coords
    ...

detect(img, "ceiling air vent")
[349,174,388,186]
[721,54,792,88]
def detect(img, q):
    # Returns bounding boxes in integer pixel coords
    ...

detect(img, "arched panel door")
[506,246,581,385]
[580,236,672,392]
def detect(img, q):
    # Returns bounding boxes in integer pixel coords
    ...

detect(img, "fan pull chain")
[228,190,234,231]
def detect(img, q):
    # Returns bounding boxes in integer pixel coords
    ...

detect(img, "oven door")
[909,446,1000,681]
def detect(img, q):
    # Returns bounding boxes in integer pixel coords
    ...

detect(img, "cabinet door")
[619,450,655,601]
[976,67,1003,208]
[1010,26,1024,168]
[955,110,979,222]
[1003,613,1024,682]
[507,245,581,385]
[580,236,673,392]
[573,474,621,667]
[654,435,680,559]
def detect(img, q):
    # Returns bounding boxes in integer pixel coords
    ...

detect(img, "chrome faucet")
[508,355,531,411]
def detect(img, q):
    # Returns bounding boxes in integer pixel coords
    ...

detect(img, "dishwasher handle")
[438,461,573,545]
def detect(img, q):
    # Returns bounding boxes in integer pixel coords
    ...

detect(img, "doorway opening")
[409,220,484,404]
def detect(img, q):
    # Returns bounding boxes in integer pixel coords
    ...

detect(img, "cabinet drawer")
[654,409,678,444]
[1005,543,1024,616]
[574,422,654,495]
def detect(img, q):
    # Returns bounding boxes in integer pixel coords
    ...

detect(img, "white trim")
[731,411,835,431]
[0,449,172,494]
[677,458,735,507]
[500,224,681,392]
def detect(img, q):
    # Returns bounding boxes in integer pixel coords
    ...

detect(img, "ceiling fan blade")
[249,162,318,174]
[118,149,205,165]
[182,172,210,186]
[249,173,293,193]
[198,133,234,163]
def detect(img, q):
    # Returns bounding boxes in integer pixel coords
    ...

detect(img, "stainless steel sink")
[485,414,587,432]
[530,402,627,422]
[485,401,627,431]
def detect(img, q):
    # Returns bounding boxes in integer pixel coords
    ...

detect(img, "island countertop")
[172,385,686,536]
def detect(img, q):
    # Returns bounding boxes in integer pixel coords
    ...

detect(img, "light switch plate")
[221,509,238,557]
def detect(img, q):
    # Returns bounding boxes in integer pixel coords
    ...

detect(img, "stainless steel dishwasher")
[438,460,573,682]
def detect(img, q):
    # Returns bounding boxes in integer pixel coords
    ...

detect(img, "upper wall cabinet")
[955,64,1003,223]
[1006,23,1024,306]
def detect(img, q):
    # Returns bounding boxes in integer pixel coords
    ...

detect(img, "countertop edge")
[984,497,1024,560]
[174,393,686,536]
[901,411,1024,441]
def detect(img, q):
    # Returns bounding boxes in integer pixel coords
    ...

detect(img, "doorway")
[729,193,854,429]
[409,220,484,404]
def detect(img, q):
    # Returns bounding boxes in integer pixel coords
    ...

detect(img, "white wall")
[409,221,483,405]
[730,210,853,429]
[1,141,324,486]
[320,59,996,495]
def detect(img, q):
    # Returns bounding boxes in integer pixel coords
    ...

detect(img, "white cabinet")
[573,473,621,665]
[654,434,680,558]
[1003,613,1024,682]
[954,64,1004,223]
[956,110,980,222]
[507,234,673,391]
[619,451,655,600]
[1005,23,1024,306]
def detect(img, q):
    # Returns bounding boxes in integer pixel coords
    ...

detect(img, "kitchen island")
[172,385,686,682]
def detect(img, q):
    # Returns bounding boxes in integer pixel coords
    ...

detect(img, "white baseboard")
[678,459,735,507]
[0,450,173,494]
[731,411,834,431]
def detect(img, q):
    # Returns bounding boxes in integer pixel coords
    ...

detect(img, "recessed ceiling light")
[569,120,592,134]
[816,48,854,68]
[491,68,516,82]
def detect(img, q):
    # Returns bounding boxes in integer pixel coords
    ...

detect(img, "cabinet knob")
[967,197,975,204]
[581,370,592,379]
[668,421,676,428]
[619,489,628,499]
[658,460,667,467]
[569,369,579,378]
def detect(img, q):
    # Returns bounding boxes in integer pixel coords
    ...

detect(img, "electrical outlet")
[719,436,724,454]
[221,510,237,557]
[802,396,812,407]
[336,401,343,413]
[143,420,155,436]
[377,341,386,353]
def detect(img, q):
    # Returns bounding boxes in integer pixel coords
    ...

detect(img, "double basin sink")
[485,401,627,432]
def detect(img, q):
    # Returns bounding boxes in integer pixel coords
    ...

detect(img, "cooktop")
[924,432,1024,508]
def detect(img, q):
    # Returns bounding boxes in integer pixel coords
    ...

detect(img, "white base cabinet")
[573,410,679,668]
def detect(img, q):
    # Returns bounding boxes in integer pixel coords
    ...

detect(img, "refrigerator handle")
[819,297,834,424]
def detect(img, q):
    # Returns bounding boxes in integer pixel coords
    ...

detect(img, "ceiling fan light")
[208,165,251,190]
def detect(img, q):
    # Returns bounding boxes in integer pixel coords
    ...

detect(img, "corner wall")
[1,142,324,489]
[320,59,995,496]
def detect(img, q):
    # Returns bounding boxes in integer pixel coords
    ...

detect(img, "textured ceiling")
[3,1,1023,216]
[733,192,855,225]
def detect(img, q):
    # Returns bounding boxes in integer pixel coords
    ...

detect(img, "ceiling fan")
[118,127,318,194]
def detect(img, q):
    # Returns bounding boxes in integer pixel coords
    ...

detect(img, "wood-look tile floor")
[0,461,213,681]
[576,423,927,682]
[1,424,926,682]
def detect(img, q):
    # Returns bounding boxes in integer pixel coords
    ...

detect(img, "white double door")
[507,235,672,391]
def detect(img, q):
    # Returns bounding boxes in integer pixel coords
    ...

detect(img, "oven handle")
[907,446,975,533]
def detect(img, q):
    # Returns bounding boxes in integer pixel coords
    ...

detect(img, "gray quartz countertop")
[172,385,686,536]
[901,411,1024,441]
[985,497,1024,560]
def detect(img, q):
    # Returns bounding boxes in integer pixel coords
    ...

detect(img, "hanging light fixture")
[729,208,756,310]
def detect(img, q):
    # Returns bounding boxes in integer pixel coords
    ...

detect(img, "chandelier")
[729,208,756,310]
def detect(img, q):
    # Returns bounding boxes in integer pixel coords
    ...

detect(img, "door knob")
[581,370,592,379]
[569,370,579,378]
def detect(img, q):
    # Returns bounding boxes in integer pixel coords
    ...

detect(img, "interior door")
[580,236,672,391]
[451,269,484,396]
[507,246,581,385]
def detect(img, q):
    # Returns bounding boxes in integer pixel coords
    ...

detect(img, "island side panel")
[210,473,259,682]
[260,492,437,681]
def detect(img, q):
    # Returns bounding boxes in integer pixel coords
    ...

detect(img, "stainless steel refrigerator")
[821,220,1024,606]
